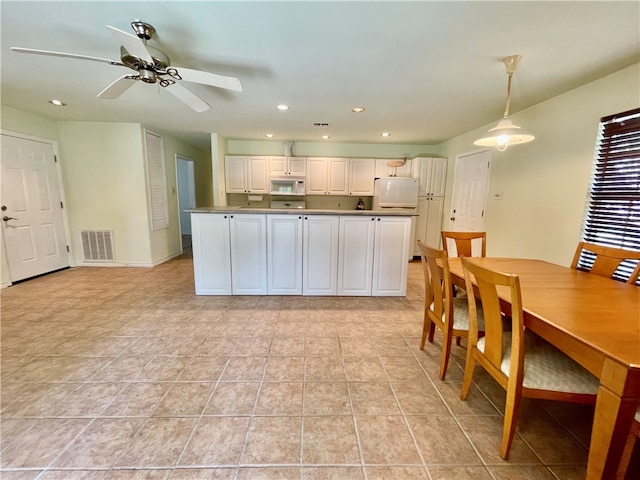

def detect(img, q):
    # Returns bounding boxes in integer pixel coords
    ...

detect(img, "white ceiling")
[2,1,639,150]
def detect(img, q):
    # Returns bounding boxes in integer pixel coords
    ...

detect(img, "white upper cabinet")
[270,156,306,176]
[306,157,349,195]
[349,158,375,196]
[375,159,413,178]
[224,155,269,194]
[412,157,447,196]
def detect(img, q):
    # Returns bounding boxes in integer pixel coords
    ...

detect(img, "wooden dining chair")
[459,257,599,460]
[441,231,487,258]
[571,241,640,285]
[618,407,640,479]
[417,240,483,380]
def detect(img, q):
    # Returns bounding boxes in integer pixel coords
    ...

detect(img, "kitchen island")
[188,207,417,296]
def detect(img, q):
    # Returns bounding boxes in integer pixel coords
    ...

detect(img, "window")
[579,107,640,284]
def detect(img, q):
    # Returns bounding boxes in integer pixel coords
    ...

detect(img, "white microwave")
[270,177,305,196]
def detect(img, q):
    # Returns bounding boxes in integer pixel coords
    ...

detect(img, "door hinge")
[54,155,58,163]
[66,245,70,252]
[482,210,485,217]
[60,201,64,208]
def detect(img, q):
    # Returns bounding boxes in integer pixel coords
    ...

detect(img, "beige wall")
[57,122,153,265]
[438,63,640,266]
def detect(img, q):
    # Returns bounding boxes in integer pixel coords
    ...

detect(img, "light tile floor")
[0,252,634,479]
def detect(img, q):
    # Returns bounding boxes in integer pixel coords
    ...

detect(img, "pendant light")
[474,55,534,151]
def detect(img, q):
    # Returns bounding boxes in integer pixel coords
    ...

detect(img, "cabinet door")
[247,156,269,193]
[328,158,349,195]
[191,213,232,295]
[303,215,339,295]
[429,158,448,196]
[337,216,375,295]
[424,196,445,250]
[413,157,447,196]
[267,214,303,295]
[306,158,328,195]
[349,158,375,196]
[229,214,267,294]
[225,156,247,193]
[288,157,306,176]
[372,216,411,296]
[269,156,286,176]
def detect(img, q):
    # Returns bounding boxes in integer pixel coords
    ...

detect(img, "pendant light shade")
[474,118,535,151]
[474,55,534,151]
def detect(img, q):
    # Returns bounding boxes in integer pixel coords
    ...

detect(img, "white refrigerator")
[372,178,419,209]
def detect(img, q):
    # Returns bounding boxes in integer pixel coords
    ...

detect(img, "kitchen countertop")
[187,207,418,216]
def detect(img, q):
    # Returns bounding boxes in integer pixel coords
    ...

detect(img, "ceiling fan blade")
[164,82,210,112]
[171,67,243,92]
[106,26,153,64]
[97,75,138,99]
[11,47,122,65]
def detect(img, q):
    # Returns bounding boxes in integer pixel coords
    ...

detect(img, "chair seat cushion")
[477,331,599,394]
[452,297,485,331]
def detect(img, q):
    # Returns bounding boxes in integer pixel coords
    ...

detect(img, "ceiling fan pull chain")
[166,68,182,80]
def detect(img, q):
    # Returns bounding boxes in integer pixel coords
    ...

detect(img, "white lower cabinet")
[191,213,232,295]
[338,216,411,296]
[303,215,340,295]
[267,214,303,295]
[229,214,267,294]
[192,212,411,296]
[338,216,376,295]
[372,216,412,296]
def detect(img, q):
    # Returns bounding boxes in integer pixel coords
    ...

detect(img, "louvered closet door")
[1,134,69,282]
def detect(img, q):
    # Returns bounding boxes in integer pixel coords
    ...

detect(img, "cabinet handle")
[304,217,308,220]
[230,215,234,218]
[377,218,381,221]
[224,215,227,219]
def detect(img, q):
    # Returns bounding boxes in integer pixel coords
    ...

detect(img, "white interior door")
[1,133,69,282]
[449,149,491,231]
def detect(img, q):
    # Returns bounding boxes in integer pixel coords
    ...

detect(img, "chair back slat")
[442,231,487,258]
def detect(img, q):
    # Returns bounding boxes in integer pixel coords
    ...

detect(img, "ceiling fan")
[11,20,242,112]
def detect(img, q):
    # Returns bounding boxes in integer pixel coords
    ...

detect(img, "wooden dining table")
[447,257,640,480]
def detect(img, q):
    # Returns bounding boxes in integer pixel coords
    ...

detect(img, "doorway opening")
[176,155,196,254]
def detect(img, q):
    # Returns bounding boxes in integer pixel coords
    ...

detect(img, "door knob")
[3,216,18,221]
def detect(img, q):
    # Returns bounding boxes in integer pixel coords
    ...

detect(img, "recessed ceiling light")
[265,133,274,138]
[351,107,365,113]
[276,104,289,111]
[322,135,331,140]
[48,99,66,106]
[381,132,391,137]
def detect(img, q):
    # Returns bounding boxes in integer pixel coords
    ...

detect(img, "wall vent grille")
[81,230,115,261]
[312,122,331,128]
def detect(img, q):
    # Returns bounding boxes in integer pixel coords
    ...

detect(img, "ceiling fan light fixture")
[474,54,534,151]
[277,104,289,111]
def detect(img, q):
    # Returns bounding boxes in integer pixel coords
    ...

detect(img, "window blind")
[579,107,640,284]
